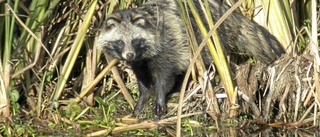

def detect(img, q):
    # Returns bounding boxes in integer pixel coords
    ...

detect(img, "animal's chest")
[129,60,161,83]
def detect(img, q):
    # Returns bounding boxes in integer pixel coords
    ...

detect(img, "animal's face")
[98,9,159,61]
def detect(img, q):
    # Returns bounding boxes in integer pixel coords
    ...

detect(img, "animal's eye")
[132,17,146,27]
[110,40,124,50]
[132,38,145,48]
[116,40,124,45]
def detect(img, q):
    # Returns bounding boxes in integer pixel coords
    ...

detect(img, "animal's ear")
[132,17,146,27]
[131,14,146,27]
[104,15,121,29]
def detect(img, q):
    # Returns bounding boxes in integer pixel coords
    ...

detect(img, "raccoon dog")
[97,0,285,116]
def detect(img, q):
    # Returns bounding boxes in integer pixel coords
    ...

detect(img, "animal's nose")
[126,53,135,60]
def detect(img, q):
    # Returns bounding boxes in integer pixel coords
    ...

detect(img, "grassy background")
[0,0,318,136]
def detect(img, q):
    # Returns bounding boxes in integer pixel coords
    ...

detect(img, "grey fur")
[97,0,285,116]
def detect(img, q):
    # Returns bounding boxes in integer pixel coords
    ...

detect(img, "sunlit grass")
[0,0,317,136]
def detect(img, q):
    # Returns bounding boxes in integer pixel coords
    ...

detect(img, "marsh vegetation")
[0,0,319,136]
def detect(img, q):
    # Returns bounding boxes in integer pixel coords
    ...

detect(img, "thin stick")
[74,59,118,102]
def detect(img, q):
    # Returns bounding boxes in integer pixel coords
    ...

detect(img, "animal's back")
[141,0,286,65]
[191,0,285,64]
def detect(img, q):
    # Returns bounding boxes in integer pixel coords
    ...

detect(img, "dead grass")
[0,0,319,136]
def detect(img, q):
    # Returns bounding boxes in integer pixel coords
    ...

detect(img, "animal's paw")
[154,102,167,116]
[133,104,143,117]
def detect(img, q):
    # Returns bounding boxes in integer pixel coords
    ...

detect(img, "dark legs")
[130,61,177,117]
[154,72,176,116]
[133,80,151,116]
[132,72,176,116]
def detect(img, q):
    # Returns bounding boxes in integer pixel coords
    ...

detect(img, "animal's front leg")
[154,71,176,116]
[133,80,151,117]
[131,61,153,117]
